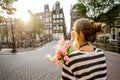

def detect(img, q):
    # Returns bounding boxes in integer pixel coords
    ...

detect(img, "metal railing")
[94,41,120,53]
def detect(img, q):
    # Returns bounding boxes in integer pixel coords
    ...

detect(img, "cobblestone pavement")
[0,41,120,80]
[105,51,120,80]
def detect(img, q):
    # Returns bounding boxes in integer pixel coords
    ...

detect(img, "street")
[0,41,62,80]
[0,41,120,80]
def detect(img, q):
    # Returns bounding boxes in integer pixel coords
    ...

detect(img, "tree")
[78,0,120,21]
[28,11,45,41]
[96,4,120,25]
[16,18,25,41]
[75,3,87,17]
[0,0,17,13]
[1,19,10,43]
[0,15,3,22]
[0,0,17,23]
[3,25,9,43]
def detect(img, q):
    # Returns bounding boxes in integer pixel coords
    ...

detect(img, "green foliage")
[77,0,120,25]
[28,11,45,40]
[0,0,17,14]
[67,46,73,55]
[0,0,17,23]
[75,3,87,17]
[1,21,10,43]
[96,4,120,24]
[16,18,25,31]
[0,15,3,22]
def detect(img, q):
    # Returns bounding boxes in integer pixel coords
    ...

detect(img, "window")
[60,19,63,22]
[46,18,49,22]
[57,14,59,18]
[111,28,117,39]
[113,29,115,34]
[53,27,56,30]
[53,14,56,18]
[56,25,59,30]
[49,18,51,22]
[56,9,59,13]
[57,20,59,22]
[118,21,120,25]
[53,20,56,23]
[60,14,63,18]
[60,26,63,30]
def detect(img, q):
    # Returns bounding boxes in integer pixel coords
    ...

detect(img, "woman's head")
[71,18,106,50]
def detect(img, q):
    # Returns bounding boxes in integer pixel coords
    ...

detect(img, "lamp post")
[49,25,50,42]
[0,23,2,51]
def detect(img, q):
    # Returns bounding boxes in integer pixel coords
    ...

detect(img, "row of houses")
[0,1,120,44]
[35,1,66,40]
[0,1,67,43]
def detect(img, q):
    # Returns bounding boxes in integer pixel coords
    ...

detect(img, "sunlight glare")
[20,11,30,22]
[14,10,30,22]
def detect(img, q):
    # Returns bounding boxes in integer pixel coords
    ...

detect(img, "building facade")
[111,12,120,41]
[35,1,66,40]
[43,4,53,41]
[35,4,53,42]
[52,1,66,40]
[70,5,81,31]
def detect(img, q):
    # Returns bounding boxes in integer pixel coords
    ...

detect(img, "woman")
[62,18,107,80]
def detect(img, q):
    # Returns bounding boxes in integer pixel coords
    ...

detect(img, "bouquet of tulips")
[45,35,72,66]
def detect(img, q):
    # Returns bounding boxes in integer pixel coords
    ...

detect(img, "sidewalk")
[0,48,36,55]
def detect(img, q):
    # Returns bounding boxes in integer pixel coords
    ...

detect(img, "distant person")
[62,18,107,80]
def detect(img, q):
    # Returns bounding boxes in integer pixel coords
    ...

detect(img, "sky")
[12,0,77,32]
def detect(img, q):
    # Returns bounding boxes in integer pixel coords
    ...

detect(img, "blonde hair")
[72,18,106,50]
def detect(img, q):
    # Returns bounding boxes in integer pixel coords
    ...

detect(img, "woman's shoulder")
[69,50,85,58]
[68,47,104,58]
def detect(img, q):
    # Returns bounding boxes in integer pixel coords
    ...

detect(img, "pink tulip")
[64,56,70,62]
[55,52,61,59]
[45,54,51,60]
[56,60,62,66]
[62,49,67,56]
[50,57,58,62]
[54,45,60,51]
[54,47,62,56]
[64,40,70,48]
[45,36,72,67]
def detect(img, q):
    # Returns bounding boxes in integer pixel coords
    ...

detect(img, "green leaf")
[66,46,73,55]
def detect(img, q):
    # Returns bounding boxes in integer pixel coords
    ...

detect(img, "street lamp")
[48,25,50,42]
[0,23,2,51]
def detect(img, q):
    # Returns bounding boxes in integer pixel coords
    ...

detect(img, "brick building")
[70,5,80,31]
[35,4,53,41]
[111,12,120,41]
[35,1,66,40]
[52,1,66,40]
[43,4,53,41]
